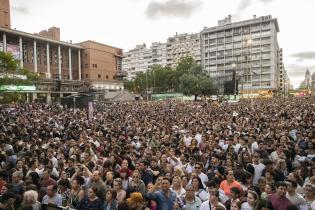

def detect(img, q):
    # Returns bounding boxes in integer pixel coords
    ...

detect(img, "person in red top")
[219,170,242,198]
[268,181,292,210]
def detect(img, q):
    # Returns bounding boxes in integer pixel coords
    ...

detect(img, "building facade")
[123,33,200,80]
[166,33,200,68]
[200,15,280,95]
[78,40,124,91]
[278,48,290,96]
[36,27,61,41]
[0,0,11,28]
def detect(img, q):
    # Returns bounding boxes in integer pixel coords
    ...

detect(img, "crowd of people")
[0,98,314,210]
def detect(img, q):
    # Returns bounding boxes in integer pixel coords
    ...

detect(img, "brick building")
[0,0,124,102]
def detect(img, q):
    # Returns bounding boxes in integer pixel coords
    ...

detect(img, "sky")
[9,0,315,88]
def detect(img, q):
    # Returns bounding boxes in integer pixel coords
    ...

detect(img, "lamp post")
[145,70,149,101]
[232,63,236,100]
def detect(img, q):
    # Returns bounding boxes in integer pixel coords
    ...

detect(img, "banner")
[6,44,20,60]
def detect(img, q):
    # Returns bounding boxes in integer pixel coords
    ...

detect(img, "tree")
[0,51,39,103]
[124,56,218,98]
[0,51,18,73]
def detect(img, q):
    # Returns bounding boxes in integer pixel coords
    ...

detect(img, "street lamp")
[232,63,236,100]
[246,38,253,108]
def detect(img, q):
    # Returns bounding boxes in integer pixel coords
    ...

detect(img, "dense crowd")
[0,98,314,210]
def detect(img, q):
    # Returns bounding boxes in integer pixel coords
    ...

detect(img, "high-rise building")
[166,33,200,68]
[122,44,152,80]
[122,42,167,80]
[0,0,11,28]
[123,33,200,80]
[278,48,289,96]
[200,15,280,95]
[151,42,167,67]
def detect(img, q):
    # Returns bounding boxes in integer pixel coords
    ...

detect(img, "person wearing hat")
[126,192,144,210]
[0,192,16,210]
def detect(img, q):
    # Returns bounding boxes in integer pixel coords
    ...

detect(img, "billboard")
[6,44,20,60]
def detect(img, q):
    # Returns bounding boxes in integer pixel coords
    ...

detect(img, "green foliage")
[0,51,39,103]
[0,51,18,73]
[124,56,217,98]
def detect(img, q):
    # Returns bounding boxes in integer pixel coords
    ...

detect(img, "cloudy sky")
[9,0,315,88]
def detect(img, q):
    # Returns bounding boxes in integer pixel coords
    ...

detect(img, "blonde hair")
[23,190,38,205]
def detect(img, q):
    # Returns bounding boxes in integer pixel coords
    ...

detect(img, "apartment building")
[278,48,290,96]
[123,33,200,79]
[122,42,167,80]
[166,33,201,68]
[200,15,280,95]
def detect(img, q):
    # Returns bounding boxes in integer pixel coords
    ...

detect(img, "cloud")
[285,63,315,87]
[145,0,202,19]
[237,0,274,13]
[12,6,29,15]
[290,51,315,62]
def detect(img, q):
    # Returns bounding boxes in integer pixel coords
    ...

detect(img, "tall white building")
[151,42,167,67]
[278,48,290,96]
[123,33,200,80]
[166,33,201,68]
[122,44,151,80]
[122,43,167,80]
[200,15,280,95]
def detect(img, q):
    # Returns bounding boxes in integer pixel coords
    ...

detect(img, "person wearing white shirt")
[195,132,202,145]
[285,180,308,210]
[252,153,265,186]
[200,189,226,210]
[241,191,259,210]
[47,148,59,169]
[194,162,208,189]
[248,136,259,154]
[184,132,193,147]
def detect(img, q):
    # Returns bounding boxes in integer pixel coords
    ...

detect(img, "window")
[225,37,232,43]
[98,74,101,79]
[106,75,109,79]
[209,39,216,45]
[251,24,260,32]
[233,28,241,35]
[217,38,224,44]
[209,33,216,39]
[209,52,216,57]
[86,74,88,78]
[242,26,250,34]
[217,31,224,37]
[217,51,224,58]
[85,64,88,68]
